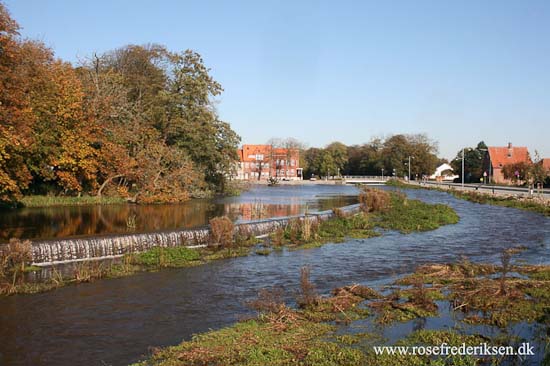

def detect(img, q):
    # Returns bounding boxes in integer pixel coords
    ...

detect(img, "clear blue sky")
[6,0,550,159]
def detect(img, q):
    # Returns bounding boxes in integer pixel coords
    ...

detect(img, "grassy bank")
[0,189,458,296]
[386,179,550,216]
[19,195,127,208]
[133,258,550,366]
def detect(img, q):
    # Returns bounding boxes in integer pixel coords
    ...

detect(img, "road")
[411,181,550,199]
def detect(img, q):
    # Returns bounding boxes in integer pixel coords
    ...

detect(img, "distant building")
[541,158,550,173]
[235,144,302,181]
[484,143,531,184]
[429,163,458,181]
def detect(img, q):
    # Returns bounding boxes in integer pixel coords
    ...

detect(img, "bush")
[0,239,32,277]
[209,216,235,248]
[359,188,391,213]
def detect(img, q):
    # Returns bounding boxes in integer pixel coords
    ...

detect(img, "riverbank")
[132,258,550,366]
[15,195,128,208]
[4,182,252,209]
[387,179,550,216]
[0,189,458,296]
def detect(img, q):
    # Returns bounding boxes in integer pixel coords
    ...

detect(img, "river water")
[0,186,549,366]
[0,185,359,243]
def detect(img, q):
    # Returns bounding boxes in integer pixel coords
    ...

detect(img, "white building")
[429,163,458,181]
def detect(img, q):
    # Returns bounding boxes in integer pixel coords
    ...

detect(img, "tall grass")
[20,195,126,208]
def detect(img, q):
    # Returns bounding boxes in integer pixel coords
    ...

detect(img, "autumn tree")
[0,3,33,204]
[502,162,531,184]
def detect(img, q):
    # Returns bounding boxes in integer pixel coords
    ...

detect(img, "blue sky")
[6,0,550,159]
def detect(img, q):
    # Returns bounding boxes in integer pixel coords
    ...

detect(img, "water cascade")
[29,204,360,266]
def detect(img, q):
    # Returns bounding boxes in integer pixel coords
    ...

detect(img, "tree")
[503,162,531,185]
[0,4,33,203]
[381,134,438,178]
[325,142,348,176]
[316,150,337,179]
[450,141,486,183]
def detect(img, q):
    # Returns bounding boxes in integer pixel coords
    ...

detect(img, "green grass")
[375,195,459,233]
[20,195,126,208]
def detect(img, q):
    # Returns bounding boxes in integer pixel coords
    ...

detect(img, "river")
[0,186,549,365]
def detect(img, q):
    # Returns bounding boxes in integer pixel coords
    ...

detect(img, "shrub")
[296,266,319,309]
[359,188,391,213]
[0,239,32,277]
[302,217,312,241]
[286,218,301,243]
[272,228,285,246]
[209,216,235,248]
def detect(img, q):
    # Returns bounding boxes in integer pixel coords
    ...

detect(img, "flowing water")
[0,187,549,365]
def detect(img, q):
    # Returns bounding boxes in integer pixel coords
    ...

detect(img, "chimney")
[508,142,513,158]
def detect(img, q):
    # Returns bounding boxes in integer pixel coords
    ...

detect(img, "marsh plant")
[209,216,235,249]
[297,266,320,309]
[359,187,391,213]
[126,214,137,229]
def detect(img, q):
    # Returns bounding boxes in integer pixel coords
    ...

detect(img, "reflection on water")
[0,185,360,242]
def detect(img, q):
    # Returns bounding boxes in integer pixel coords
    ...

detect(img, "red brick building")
[235,144,302,181]
[541,159,550,172]
[484,143,531,184]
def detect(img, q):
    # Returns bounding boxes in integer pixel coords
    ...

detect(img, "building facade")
[483,143,531,184]
[235,144,302,181]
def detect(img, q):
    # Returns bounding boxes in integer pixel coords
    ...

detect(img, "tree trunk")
[97,174,124,197]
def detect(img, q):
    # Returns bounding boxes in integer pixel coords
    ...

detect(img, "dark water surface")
[0,187,549,366]
[0,185,359,242]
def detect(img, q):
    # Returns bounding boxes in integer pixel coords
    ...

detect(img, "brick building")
[541,158,550,173]
[234,144,302,181]
[483,143,531,184]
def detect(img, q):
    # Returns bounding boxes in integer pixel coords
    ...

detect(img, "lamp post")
[462,148,465,188]
[406,156,414,182]
[381,168,384,180]
[478,148,490,185]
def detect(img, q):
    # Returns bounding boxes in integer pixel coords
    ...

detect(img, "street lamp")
[455,148,475,188]
[462,148,465,187]
[405,156,415,182]
[381,168,384,179]
[478,148,490,184]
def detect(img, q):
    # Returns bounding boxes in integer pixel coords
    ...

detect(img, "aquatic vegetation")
[126,247,201,267]
[254,248,271,256]
[133,264,537,366]
[374,194,459,233]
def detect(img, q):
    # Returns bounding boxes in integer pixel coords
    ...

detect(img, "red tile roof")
[488,145,531,169]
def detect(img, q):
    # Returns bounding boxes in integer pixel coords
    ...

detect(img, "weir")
[30,204,361,266]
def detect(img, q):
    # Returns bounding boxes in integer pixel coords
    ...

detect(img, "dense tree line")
[0,3,239,205]
[302,134,440,180]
